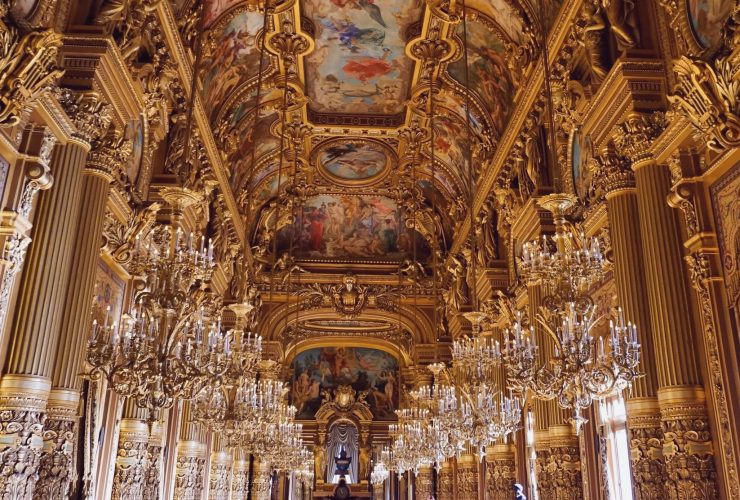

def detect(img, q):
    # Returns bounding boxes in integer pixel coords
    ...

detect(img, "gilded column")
[456,453,478,500]
[0,92,108,498]
[111,401,150,500]
[230,449,249,500]
[35,130,126,499]
[548,425,583,500]
[416,465,433,500]
[485,443,515,500]
[594,145,664,498]
[209,436,231,500]
[614,113,718,498]
[438,459,454,500]
[143,421,164,500]
[252,460,273,500]
[175,402,207,500]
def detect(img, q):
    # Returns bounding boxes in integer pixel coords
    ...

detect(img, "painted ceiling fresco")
[196,0,562,258]
[276,194,430,261]
[291,347,399,420]
[448,15,515,138]
[316,139,392,182]
[302,0,422,116]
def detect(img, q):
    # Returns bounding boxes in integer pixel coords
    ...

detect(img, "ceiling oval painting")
[302,0,423,117]
[316,139,392,184]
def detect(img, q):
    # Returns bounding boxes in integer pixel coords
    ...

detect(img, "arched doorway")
[326,421,359,484]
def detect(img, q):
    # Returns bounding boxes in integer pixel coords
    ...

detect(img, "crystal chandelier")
[370,456,389,485]
[502,194,642,432]
[87,210,221,419]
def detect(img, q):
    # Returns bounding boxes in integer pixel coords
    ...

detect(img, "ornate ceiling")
[184,0,561,264]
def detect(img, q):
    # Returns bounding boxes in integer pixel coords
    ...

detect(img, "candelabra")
[86,208,220,419]
[503,193,642,433]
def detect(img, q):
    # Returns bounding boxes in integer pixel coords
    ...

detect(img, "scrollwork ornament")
[142,443,162,500]
[612,113,667,164]
[111,430,148,500]
[0,234,31,329]
[627,414,665,499]
[174,455,205,500]
[456,465,477,499]
[55,90,113,147]
[684,253,740,497]
[35,408,78,500]
[438,465,453,500]
[209,459,230,500]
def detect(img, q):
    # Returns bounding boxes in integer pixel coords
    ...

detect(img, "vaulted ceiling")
[192,0,562,264]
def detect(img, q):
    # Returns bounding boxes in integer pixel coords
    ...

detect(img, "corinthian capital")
[612,112,667,164]
[86,130,132,182]
[55,90,112,146]
[591,144,635,195]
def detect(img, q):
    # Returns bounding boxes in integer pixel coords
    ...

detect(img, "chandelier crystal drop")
[370,458,389,485]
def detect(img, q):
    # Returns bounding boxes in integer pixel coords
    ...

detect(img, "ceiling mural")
[315,138,393,184]
[303,0,423,116]
[201,8,271,122]
[226,107,281,195]
[447,14,515,138]
[276,193,431,261]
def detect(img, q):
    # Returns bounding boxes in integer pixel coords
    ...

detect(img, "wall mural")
[571,129,593,201]
[303,0,422,115]
[204,0,244,27]
[92,260,126,329]
[202,10,265,116]
[123,117,144,186]
[447,15,514,138]
[291,347,399,420]
[277,194,429,261]
[688,0,733,50]
[317,139,390,182]
[711,165,740,329]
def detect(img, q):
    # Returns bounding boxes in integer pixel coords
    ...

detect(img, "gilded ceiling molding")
[153,0,249,251]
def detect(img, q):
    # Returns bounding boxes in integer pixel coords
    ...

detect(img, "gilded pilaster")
[175,402,207,500]
[614,112,718,497]
[143,421,164,500]
[456,453,478,500]
[415,465,434,500]
[252,460,273,500]
[209,437,231,500]
[438,459,454,500]
[230,450,249,500]
[485,443,516,500]
[111,417,149,500]
[548,425,583,500]
[174,440,207,500]
[593,145,665,497]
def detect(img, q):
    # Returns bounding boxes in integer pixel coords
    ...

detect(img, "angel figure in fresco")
[343,48,398,82]
[328,0,387,28]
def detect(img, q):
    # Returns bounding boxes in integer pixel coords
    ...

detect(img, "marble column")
[615,113,718,498]
[456,453,478,500]
[209,436,231,500]
[143,421,164,500]
[0,113,97,497]
[175,402,207,500]
[111,401,150,500]
[485,443,515,500]
[35,130,124,499]
[594,144,665,498]
[416,465,434,500]
[252,460,273,500]
[438,460,454,500]
[230,450,249,500]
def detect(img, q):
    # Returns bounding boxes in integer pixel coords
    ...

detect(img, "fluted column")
[230,450,249,500]
[456,453,478,500]
[209,436,231,500]
[252,460,273,500]
[175,402,207,500]
[0,135,92,498]
[615,113,718,498]
[485,443,515,500]
[35,131,124,499]
[594,145,664,498]
[438,459,454,500]
[416,465,433,500]
[112,400,150,500]
[143,421,164,500]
